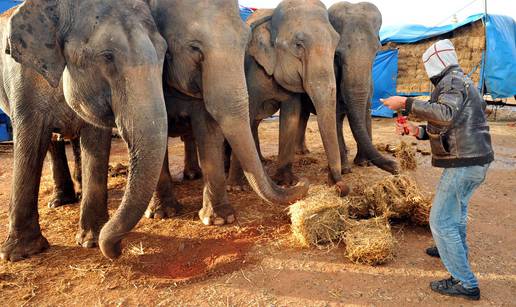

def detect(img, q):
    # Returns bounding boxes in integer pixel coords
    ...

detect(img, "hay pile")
[289,185,349,247]
[375,141,418,170]
[395,141,417,171]
[383,19,484,94]
[344,217,396,265]
[350,175,432,224]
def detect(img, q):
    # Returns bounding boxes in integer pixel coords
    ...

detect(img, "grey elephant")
[226,0,346,189]
[295,2,398,174]
[0,0,168,261]
[144,0,310,224]
[47,136,82,208]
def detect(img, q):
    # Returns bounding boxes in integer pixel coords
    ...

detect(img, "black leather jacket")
[406,65,494,168]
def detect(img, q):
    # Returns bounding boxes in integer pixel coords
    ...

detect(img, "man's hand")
[396,121,420,137]
[381,96,407,111]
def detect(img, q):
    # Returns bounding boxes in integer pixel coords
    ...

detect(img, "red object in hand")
[397,114,410,135]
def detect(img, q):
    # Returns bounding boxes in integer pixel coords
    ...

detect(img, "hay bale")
[344,217,396,265]
[289,185,349,247]
[383,19,485,93]
[395,141,417,170]
[410,197,433,226]
[364,175,429,219]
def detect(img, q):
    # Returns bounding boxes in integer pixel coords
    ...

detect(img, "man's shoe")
[426,246,440,258]
[430,277,480,300]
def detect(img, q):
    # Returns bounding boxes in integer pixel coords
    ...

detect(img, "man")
[381,39,494,301]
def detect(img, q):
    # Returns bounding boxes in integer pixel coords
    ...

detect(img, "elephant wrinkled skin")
[0,0,168,261]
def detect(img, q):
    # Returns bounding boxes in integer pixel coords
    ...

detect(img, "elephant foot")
[272,167,298,186]
[48,191,79,208]
[183,167,202,181]
[199,203,236,226]
[226,183,250,192]
[354,155,372,167]
[145,196,182,219]
[0,232,49,262]
[75,228,99,248]
[335,181,351,197]
[295,146,310,155]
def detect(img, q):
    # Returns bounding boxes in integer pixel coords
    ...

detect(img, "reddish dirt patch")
[142,229,259,283]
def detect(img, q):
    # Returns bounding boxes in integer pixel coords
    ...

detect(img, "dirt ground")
[0,118,515,306]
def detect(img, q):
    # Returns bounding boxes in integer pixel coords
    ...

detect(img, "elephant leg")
[145,147,182,219]
[223,140,232,173]
[226,122,261,191]
[182,134,202,180]
[273,101,301,186]
[75,125,110,248]
[295,106,311,155]
[337,113,352,174]
[354,96,373,167]
[47,138,79,208]
[192,111,235,226]
[0,117,51,261]
[252,121,266,162]
[226,151,248,191]
[71,137,82,197]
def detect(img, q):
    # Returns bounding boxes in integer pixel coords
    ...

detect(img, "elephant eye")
[295,41,304,49]
[189,44,202,53]
[100,50,115,63]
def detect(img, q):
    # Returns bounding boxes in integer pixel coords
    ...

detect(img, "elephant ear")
[247,9,276,76]
[7,0,65,88]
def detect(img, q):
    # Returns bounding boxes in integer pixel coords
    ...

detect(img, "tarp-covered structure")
[0,1,20,140]
[373,13,516,117]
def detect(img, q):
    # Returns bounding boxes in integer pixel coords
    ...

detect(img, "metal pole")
[481,0,488,96]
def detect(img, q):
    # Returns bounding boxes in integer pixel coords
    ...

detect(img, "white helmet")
[422,39,459,79]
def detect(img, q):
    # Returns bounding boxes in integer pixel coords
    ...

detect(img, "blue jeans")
[430,163,490,289]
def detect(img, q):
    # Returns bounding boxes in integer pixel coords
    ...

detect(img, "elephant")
[144,0,310,225]
[47,136,82,208]
[0,0,168,261]
[294,1,398,174]
[226,0,345,189]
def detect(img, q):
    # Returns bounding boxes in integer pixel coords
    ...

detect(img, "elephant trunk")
[203,54,308,204]
[99,65,168,259]
[304,62,342,183]
[341,70,398,174]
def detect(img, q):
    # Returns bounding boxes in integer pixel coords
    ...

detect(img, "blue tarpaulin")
[484,14,516,99]
[239,5,254,21]
[0,0,19,13]
[371,49,399,118]
[380,13,484,44]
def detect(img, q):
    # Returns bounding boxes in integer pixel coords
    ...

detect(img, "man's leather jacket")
[406,65,494,168]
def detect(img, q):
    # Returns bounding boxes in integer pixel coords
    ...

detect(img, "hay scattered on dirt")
[395,141,417,171]
[289,185,349,247]
[108,163,128,177]
[107,163,128,190]
[344,217,396,265]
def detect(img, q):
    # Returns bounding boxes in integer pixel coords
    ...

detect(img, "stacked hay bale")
[344,217,396,265]
[289,185,349,247]
[383,19,485,94]
[289,176,432,265]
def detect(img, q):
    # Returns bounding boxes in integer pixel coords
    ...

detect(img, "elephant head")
[7,0,169,258]
[148,0,308,204]
[247,0,343,183]
[329,2,398,174]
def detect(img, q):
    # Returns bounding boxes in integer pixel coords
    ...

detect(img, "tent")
[0,1,19,141]
[372,13,516,117]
